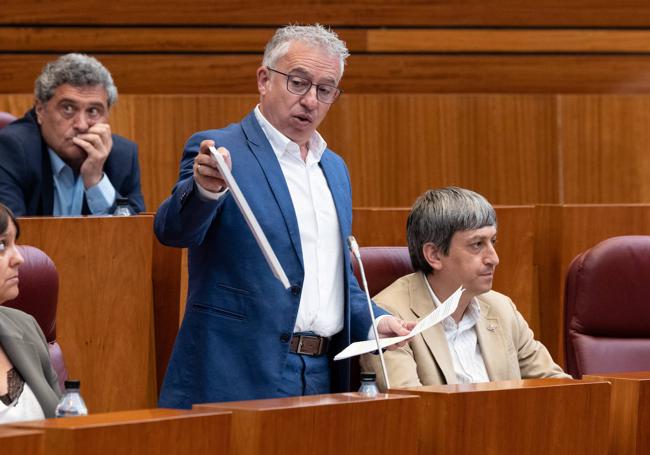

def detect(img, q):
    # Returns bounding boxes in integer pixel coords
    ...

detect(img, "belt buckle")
[296,335,319,356]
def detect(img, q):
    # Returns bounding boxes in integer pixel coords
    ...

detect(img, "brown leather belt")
[289,334,330,356]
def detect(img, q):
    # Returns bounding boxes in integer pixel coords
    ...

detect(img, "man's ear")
[34,101,44,125]
[423,243,444,271]
[256,66,270,96]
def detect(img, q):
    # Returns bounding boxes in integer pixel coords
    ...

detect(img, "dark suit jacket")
[0,109,145,216]
[155,111,388,409]
[0,306,61,418]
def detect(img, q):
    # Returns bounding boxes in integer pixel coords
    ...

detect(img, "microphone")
[348,235,391,390]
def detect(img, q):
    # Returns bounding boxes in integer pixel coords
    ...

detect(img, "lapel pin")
[487,324,497,332]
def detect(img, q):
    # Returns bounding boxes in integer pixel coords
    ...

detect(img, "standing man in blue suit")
[155,24,414,408]
[0,53,145,216]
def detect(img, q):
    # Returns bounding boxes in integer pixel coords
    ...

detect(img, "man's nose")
[73,112,92,132]
[484,243,499,266]
[300,85,319,107]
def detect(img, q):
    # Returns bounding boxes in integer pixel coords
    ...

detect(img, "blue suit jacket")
[155,111,387,408]
[0,109,145,216]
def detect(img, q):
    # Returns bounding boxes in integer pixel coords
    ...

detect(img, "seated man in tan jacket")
[360,186,569,390]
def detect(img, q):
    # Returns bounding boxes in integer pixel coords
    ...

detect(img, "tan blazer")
[360,272,569,391]
[0,306,61,418]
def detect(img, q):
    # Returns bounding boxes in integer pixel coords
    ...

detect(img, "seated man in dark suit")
[0,53,145,216]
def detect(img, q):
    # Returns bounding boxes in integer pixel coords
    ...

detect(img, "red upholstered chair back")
[0,111,17,129]
[350,246,413,389]
[3,245,68,390]
[564,236,650,378]
[351,246,414,298]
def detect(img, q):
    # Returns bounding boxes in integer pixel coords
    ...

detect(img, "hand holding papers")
[208,146,290,289]
[334,286,464,361]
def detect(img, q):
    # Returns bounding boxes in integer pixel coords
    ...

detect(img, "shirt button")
[280,333,291,343]
[290,285,301,296]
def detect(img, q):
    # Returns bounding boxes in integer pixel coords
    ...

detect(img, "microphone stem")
[355,255,391,390]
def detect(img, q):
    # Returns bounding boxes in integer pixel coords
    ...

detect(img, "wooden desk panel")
[196,393,418,455]
[151,235,183,390]
[392,378,610,455]
[18,216,157,412]
[0,427,44,455]
[12,408,230,455]
[585,372,650,455]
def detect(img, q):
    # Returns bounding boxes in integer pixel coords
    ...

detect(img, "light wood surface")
[17,216,158,412]
[0,427,44,455]
[585,372,650,455]
[392,378,610,454]
[11,408,231,455]
[195,393,418,455]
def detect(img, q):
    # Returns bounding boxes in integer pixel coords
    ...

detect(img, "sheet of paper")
[209,146,290,289]
[334,286,464,361]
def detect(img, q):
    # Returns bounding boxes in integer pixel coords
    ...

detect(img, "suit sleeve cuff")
[367,315,390,340]
[195,179,229,201]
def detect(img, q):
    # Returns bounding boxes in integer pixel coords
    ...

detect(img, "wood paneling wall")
[8,93,650,211]
[5,54,650,95]
[3,0,650,26]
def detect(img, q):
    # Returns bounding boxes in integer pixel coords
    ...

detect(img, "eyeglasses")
[267,67,342,104]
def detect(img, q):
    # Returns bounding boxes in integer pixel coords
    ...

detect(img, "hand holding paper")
[334,286,464,361]
[194,140,230,193]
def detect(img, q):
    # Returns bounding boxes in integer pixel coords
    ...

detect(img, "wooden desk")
[18,216,157,412]
[0,427,44,455]
[392,378,610,455]
[195,393,419,455]
[11,408,231,455]
[585,371,650,455]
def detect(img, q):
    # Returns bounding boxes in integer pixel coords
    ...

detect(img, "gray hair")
[407,187,497,274]
[34,53,118,107]
[262,24,349,80]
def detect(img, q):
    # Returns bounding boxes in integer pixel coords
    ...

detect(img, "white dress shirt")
[424,276,490,384]
[254,107,344,336]
[197,107,344,337]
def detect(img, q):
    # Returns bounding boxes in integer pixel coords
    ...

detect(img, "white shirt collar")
[422,274,482,327]
[254,105,327,162]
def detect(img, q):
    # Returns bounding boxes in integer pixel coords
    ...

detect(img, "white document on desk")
[333,286,464,361]
[209,146,291,290]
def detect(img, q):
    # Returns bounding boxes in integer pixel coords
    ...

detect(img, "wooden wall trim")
[5,54,650,94]
[4,1,650,27]
[4,27,650,54]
